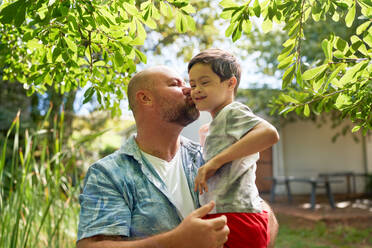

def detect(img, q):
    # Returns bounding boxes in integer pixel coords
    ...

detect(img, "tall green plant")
[0,107,104,247]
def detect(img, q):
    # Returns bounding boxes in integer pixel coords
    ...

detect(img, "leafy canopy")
[0,0,371,134]
[0,0,196,116]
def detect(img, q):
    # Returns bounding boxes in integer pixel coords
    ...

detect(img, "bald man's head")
[127,68,156,114]
[127,65,199,125]
[128,66,181,114]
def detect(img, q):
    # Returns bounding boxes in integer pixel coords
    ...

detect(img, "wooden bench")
[266,176,342,210]
[318,171,356,195]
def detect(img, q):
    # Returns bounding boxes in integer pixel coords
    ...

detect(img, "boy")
[188,49,279,248]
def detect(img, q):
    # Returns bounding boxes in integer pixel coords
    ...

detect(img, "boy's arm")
[194,120,279,194]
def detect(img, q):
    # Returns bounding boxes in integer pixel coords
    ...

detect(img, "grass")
[276,214,372,248]
[0,108,100,248]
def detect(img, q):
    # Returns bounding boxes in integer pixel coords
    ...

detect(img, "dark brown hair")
[188,48,241,94]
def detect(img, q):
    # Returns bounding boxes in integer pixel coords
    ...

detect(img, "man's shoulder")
[87,149,135,177]
[180,136,202,152]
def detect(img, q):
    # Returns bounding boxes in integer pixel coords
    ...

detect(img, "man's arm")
[195,120,279,193]
[77,201,229,248]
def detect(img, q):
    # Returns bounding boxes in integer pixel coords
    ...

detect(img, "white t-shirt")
[141,149,195,219]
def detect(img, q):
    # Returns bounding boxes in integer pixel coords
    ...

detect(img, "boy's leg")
[262,200,278,248]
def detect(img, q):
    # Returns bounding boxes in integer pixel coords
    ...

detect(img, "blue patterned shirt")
[77,135,203,241]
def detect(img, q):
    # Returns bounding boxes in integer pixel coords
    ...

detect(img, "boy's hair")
[188,48,241,95]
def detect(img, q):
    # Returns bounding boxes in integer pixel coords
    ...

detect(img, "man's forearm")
[77,231,177,248]
[77,202,229,248]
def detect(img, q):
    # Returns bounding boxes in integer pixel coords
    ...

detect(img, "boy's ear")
[228,77,237,91]
[136,90,153,107]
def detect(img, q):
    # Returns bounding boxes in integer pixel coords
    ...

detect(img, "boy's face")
[189,63,234,117]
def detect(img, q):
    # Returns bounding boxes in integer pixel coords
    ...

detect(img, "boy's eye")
[190,84,196,88]
[201,81,209,85]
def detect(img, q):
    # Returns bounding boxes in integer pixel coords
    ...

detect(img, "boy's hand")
[194,160,219,194]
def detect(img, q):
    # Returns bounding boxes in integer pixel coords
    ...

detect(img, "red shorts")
[204,211,269,248]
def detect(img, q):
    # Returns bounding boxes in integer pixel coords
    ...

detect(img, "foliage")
[0,0,197,116]
[219,0,372,134]
[0,108,105,247]
[1,0,371,134]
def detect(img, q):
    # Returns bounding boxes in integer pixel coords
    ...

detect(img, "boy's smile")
[188,63,235,117]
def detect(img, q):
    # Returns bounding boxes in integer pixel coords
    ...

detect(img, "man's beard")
[159,98,200,126]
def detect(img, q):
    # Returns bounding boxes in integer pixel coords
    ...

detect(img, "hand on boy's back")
[194,159,219,194]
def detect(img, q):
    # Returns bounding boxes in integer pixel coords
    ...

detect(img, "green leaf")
[181,4,196,14]
[220,9,234,19]
[135,49,147,63]
[185,15,196,31]
[302,64,328,80]
[282,37,296,47]
[242,19,252,34]
[338,60,369,87]
[0,0,26,26]
[363,33,372,48]
[159,1,170,17]
[277,54,294,69]
[64,36,77,53]
[232,23,242,42]
[313,73,325,92]
[262,19,273,33]
[335,37,349,52]
[175,12,184,32]
[332,11,340,22]
[356,20,371,35]
[279,106,295,115]
[327,63,346,88]
[282,65,295,89]
[321,39,332,60]
[136,19,147,39]
[277,44,295,61]
[114,51,124,67]
[140,1,151,10]
[282,94,300,104]
[296,65,303,87]
[83,87,95,104]
[52,47,62,62]
[123,2,139,16]
[253,0,261,17]
[335,94,351,109]
[225,22,236,37]
[351,125,361,133]
[345,3,356,27]
[219,0,239,8]
[27,39,43,50]
[304,104,310,117]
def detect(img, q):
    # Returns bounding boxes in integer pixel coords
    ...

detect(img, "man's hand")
[194,160,219,194]
[173,201,229,248]
[77,201,229,248]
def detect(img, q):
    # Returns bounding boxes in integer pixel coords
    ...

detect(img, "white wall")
[181,111,212,142]
[278,118,371,194]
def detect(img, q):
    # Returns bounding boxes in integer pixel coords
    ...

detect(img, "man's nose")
[182,87,191,96]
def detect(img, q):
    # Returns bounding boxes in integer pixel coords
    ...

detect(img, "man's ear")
[136,90,153,107]
[228,77,237,91]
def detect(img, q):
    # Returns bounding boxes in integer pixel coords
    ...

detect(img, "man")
[77,66,277,248]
